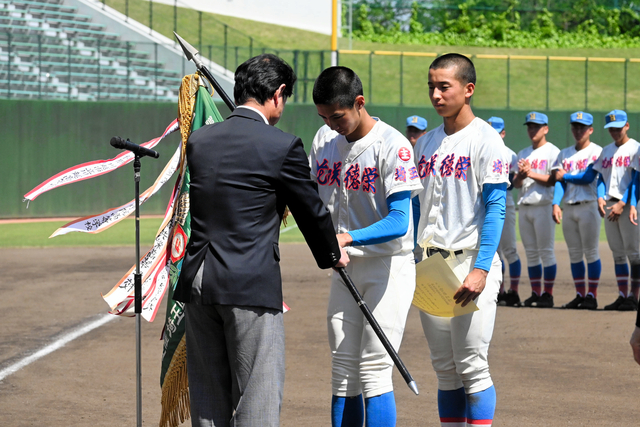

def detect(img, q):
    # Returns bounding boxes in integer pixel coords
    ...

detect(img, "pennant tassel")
[159,335,190,427]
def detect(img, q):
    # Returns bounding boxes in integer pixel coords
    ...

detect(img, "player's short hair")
[313,66,363,107]
[429,53,476,85]
[234,54,296,105]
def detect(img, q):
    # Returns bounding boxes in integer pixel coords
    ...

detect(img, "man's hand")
[517,159,531,177]
[630,326,640,365]
[631,205,638,226]
[454,268,488,307]
[336,233,353,248]
[597,198,606,218]
[552,204,563,224]
[334,246,350,268]
[607,200,625,222]
[554,168,567,181]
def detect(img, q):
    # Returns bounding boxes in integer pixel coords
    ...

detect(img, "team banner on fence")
[23,119,179,203]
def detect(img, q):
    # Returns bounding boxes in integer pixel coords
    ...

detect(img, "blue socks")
[438,388,467,423]
[331,392,397,427]
[466,385,496,423]
[332,395,364,427]
[570,261,586,280]
[528,264,542,295]
[543,264,557,294]
[365,392,396,427]
[509,259,521,279]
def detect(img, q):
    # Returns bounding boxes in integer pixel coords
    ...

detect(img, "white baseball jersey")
[505,147,517,208]
[593,139,640,200]
[552,142,603,204]
[309,119,423,257]
[517,142,560,205]
[414,117,509,250]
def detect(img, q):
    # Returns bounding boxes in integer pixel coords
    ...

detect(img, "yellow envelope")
[413,252,479,317]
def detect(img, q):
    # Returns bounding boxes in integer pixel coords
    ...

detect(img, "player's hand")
[607,201,625,222]
[555,168,567,181]
[597,198,606,218]
[336,233,353,248]
[630,326,640,365]
[334,246,350,268]
[631,205,638,226]
[552,204,562,224]
[454,268,488,307]
[517,159,531,177]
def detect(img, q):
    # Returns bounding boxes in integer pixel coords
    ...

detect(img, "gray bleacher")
[0,0,182,102]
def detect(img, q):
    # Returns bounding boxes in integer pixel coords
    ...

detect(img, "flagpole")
[134,154,143,427]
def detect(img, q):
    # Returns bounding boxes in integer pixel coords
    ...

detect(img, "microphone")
[110,136,160,159]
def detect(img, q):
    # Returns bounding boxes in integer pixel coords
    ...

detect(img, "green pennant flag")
[159,84,224,427]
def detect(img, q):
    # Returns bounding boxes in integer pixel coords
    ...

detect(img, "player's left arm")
[337,191,411,247]
[454,182,507,307]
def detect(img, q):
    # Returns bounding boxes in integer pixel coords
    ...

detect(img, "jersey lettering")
[362,167,379,193]
[492,159,503,174]
[601,157,612,168]
[439,154,455,177]
[395,166,407,182]
[408,166,419,180]
[345,164,361,190]
[316,159,342,187]
[455,156,471,181]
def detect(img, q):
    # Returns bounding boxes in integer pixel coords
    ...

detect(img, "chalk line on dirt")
[0,314,116,381]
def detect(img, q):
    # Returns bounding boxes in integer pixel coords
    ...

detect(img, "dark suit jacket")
[174,107,341,311]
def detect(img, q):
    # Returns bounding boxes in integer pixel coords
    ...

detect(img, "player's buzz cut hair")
[234,54,296,106]
[312,66,363,108]
[429,53,476,85]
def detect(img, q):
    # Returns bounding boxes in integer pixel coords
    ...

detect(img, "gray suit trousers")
[185,302,285,427]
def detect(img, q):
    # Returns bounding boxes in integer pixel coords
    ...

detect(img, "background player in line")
[414,53,508,427]
[512,112,560,308]
[552,112,603,309]
[488,116,522,307]
[406,115,428,147]
[561,110,639,311]
[310,66,423,427]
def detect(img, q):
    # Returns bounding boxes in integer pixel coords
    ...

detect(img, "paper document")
[413,253,479,317]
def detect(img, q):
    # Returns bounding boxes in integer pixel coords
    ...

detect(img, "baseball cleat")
[617,295,638,311]
[532,292,554,308]
[604,295,625,310]
[578,295,598,310]
[562,294,584,309]
[501,289,522,307]
[497,292,507,305]
[524,292,539,307]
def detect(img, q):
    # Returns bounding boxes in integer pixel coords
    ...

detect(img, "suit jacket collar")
[228,106,269,124]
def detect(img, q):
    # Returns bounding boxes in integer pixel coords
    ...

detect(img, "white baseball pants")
[603,200,640,265]
[498,203,519,264]
[518,204,556,267]
[562,201,601,264]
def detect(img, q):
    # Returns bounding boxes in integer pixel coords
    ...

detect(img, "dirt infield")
[0,242,638,426]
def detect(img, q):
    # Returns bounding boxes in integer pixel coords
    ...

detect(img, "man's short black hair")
[234,54,296,105]
[429,53,476,85]
[313,66,363,107]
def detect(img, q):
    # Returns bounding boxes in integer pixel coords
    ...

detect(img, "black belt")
[567,200,593,205]
[426,247,464,259]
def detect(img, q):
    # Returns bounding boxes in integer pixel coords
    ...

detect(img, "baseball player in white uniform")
[488,117,522,307]
[415,53,508,427]
[513,112,560,308]
[310,66,422,427]
[566,110,640,311]
[552,112,603,309]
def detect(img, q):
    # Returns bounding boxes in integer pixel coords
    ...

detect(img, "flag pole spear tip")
[173,32,202,68]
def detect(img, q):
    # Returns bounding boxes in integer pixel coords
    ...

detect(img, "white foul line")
[280,224,299,234]
[0,314,116,382]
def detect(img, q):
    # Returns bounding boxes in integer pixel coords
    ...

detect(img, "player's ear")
[464,82,475,99]
[354,95,366,110]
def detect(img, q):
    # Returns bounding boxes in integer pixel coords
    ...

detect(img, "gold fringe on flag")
[159,335,190,427]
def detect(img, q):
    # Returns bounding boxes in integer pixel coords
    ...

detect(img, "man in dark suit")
[174,54,349,427]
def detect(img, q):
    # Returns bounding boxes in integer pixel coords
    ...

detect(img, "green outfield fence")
[5,98,640,219]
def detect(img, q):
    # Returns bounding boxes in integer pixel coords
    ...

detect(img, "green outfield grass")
[105,0,640,111]
[0,211,612,248]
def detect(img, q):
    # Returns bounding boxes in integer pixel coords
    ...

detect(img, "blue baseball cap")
[406,115,428,131]
[524,111,548,125]
[604,109,628,129]
[487,116,505,133]
[570,111,593,126]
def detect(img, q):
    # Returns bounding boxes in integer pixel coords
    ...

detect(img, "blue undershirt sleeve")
[624,170,638,206]
[474,183,507,272]
[348,191,411,246]
[412,196,421,246]
[563,163,597,184]
[597,174,606,199]
[552,180,566,206]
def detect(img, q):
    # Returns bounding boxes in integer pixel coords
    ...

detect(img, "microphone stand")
[133,154,143,427]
